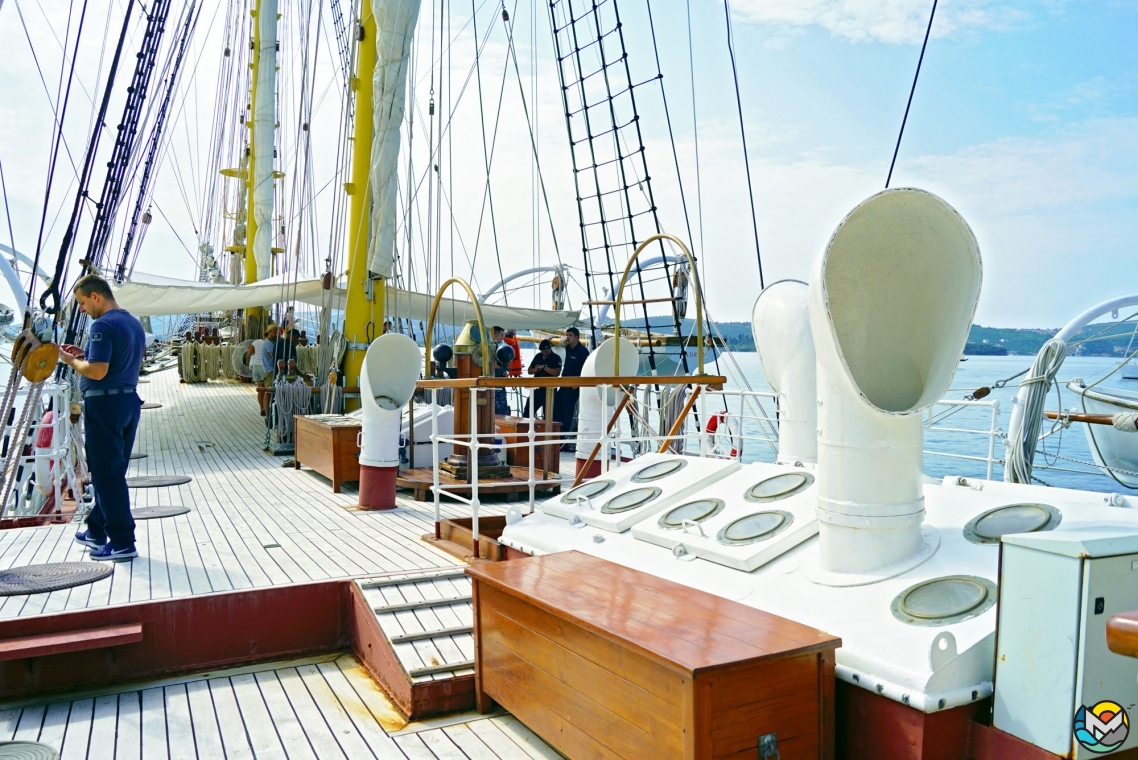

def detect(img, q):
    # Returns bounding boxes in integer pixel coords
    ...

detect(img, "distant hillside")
[696,322,1137,357]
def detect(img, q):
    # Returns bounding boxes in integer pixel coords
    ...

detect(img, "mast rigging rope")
[885,0,938,189]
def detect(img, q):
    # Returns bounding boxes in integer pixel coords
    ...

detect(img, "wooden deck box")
[495,416,561,472]
[294,415,361,493]
[468,551,841,759]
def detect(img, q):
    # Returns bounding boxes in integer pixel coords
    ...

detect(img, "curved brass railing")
[613,234,705,376]
[424,278,492,378]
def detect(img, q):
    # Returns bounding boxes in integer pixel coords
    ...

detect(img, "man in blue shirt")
[554,327,590,450]
[59,274,146,561]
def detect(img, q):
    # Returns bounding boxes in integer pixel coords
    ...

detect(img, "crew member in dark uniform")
[60,274,146,561]
[523,339,561,419]
[554,327,590,450]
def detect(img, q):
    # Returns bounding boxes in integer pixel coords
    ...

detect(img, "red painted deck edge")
[0,623,143,663]
[0,580,350,701]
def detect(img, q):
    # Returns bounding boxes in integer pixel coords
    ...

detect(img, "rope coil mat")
[140,402,162,409]
[0,742,60,760]
[133,505,191,519]
[127,475,192,488]
[0,563,113,597]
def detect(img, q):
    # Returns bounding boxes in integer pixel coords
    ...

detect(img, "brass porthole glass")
[601,487,662,514]
[744,472,814,503]
[561,479,615,504]
[716,510,794,546]
[632,458,687,483]
[890,576,998,627]
[963,503,1062,545]
[658,498,726,530]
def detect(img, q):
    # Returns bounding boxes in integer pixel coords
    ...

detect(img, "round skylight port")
[744,472,814,503]
[632,458,687,483]
[963,503,1062,545]
[560,479,615,504]
[658,498,726,530]
[601,486,663,514]
[716,510,794,546]
[890,575,998,627]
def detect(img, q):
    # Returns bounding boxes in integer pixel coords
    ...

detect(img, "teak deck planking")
[0,368,552,619]
[0,654,561,759]
[468,552,841,760]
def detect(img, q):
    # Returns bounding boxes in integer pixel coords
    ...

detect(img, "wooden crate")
[294,415,361,493]
[495,416,561,471]
[468,551,841,760]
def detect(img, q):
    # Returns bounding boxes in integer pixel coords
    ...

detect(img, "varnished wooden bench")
[468,551,841,759]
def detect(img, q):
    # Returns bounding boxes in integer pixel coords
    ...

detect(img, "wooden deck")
[0,654,562,759]
[0,370,567,757]
[0,369,560,619]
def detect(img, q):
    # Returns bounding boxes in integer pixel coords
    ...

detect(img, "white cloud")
[729,0,1029,45]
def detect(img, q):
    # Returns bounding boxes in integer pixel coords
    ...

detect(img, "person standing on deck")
[554,327,589,451]
[59,274,146,561]
[504,330,523,377]
[492,326,510,416]
[523,339,561,419]
[256,323,278,416]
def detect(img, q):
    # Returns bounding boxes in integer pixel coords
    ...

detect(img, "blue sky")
[1,0,1136,329]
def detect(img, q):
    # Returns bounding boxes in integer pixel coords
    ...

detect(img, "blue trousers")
[84,394,141,546]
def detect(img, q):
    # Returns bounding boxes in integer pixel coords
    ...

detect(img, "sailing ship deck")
[0,369,568,758]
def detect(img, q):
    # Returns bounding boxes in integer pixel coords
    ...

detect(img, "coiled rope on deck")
[1006,338,1067,484]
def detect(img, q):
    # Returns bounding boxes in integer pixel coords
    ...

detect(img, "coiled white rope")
[1006,338,1067,484]
[274,377,312,443]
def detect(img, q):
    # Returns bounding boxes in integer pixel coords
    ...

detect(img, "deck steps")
[354,568,478,720]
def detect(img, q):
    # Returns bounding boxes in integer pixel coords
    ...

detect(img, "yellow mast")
[342,8,382,389]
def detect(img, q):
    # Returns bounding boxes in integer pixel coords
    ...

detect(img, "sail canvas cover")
[112,272,580,330]
[251,0,279,281]
[367,0,421,279]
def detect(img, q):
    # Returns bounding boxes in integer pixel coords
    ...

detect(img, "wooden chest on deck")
[494,416,561,472]
[467,551,841,759]
[294,415,361,493]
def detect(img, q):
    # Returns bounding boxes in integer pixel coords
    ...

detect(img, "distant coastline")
[700,321,1136,357]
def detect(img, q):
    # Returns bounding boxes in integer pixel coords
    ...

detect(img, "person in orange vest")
[504,330,523,377]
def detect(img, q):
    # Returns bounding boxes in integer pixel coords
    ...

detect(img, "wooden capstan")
[439,320,510,480]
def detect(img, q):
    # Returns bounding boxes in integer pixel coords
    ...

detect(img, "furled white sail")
[367,0,422,279]
[111,271,581,330]
[251,0,278,282]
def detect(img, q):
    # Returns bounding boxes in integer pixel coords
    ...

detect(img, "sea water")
[720,352,1134,495]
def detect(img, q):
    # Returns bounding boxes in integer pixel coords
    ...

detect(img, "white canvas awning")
[112,272,581,330]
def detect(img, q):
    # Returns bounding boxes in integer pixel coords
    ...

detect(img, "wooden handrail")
[570,388,634,489]
[1107,611,1138,658]
[417,375,726,390]
[1045,411,1115,426]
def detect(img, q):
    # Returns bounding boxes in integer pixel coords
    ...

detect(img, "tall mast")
[246,0,279,295]
[342,7,378,388]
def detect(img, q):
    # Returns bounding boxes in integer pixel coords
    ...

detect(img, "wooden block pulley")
[13,329,59,383]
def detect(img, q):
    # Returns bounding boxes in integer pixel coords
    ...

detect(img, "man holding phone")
[58,274,146,561]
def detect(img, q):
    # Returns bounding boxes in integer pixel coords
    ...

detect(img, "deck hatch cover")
[744,472,814,503]
[891,575,997,626]
[601,487,662,513]
[560,479,615,504]
[716,510,794,546]
[658,498,725,530]
[631,458,686,483]
[963,503,1061,545]
[127,475,193,488]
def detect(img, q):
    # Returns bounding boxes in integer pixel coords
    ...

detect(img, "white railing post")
[470,387,480,558]
[432,388,440,538]
[527,384,536,510]
[599,383,610,473]
[988,400,1000,481]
